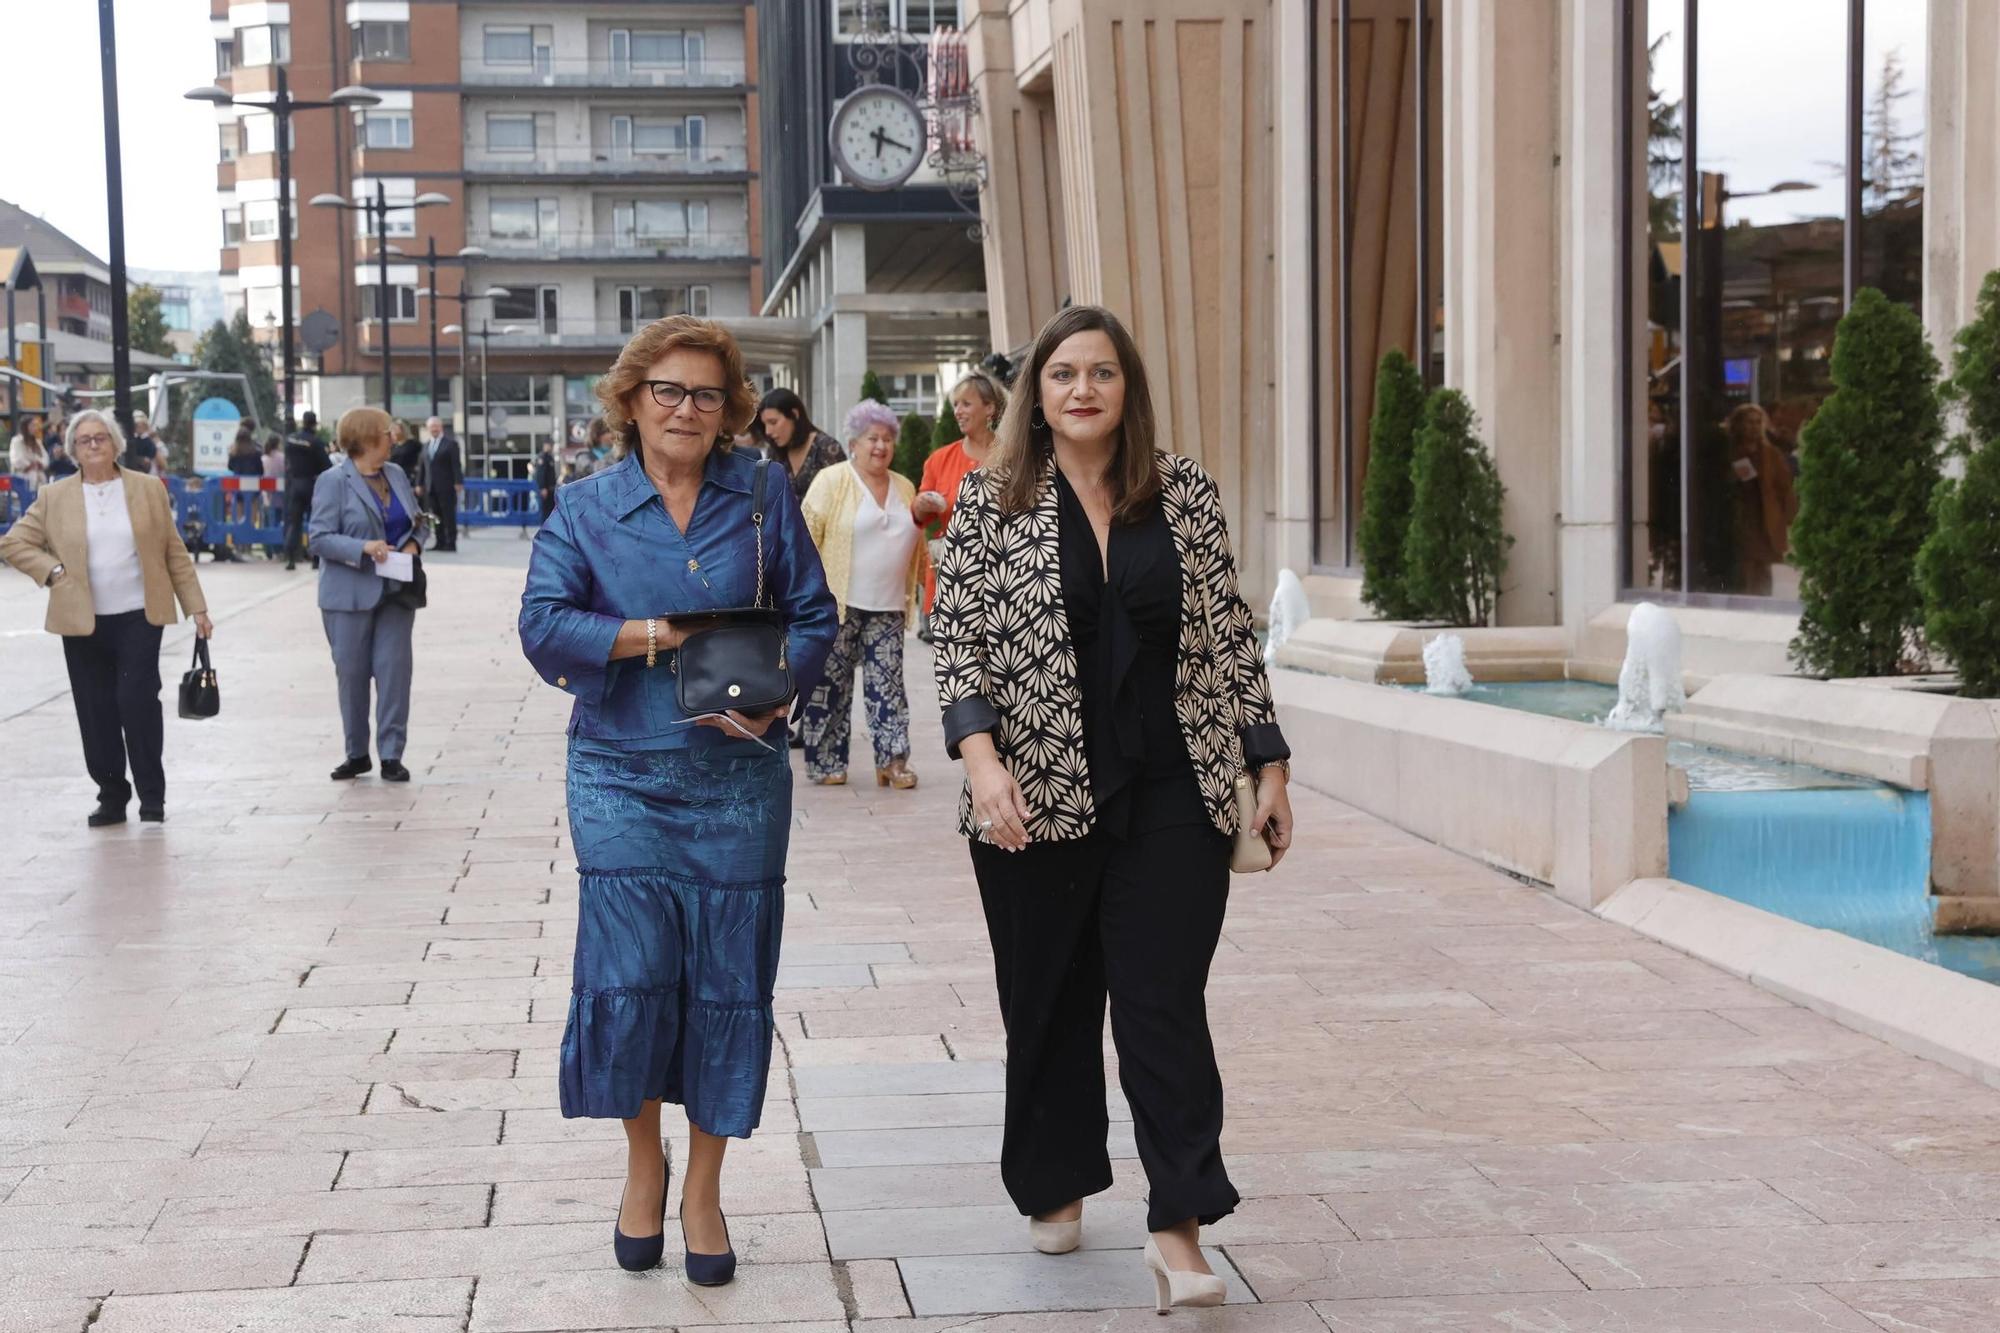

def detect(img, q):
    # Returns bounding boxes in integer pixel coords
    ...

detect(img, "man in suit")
[534,443,558,524]
[421,416,462,552]
[283,411,334,571]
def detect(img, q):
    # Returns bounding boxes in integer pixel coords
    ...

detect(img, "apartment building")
[208,0,760,477]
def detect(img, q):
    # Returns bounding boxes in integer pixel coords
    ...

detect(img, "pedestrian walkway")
[6,538,2000,1331]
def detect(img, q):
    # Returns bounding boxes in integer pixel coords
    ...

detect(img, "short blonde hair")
[595,315,757,458]
[951,368,1008,423]
[337,407,395,457]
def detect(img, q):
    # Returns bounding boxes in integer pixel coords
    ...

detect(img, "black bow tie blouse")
[1052,469,1210,841]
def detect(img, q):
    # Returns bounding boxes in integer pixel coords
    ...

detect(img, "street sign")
[300,310,340,354]
[192,397,242,477]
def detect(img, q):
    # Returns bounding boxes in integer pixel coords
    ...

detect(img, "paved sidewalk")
[7,539,2000,1331]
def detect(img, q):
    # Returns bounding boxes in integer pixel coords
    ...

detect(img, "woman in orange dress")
[914,369,1009,615]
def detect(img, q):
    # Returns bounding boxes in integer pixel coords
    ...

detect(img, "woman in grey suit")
[309,407,431,782]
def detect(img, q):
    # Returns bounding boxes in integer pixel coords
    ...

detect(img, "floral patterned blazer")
[931,449,1289,842]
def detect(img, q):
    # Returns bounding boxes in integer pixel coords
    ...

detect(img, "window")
[902,0,950,35]
[239,114,295,156]
[215,38,234,76]
[496,285,561,334]
[362,111,413,150]
[685,115,707,150]
[1621,0,1928,600]
[484,27,534,65]
[242,199,296,241]
[631,30,687,69]
[364,284,419,322]
[834,0,950,38]
[244,285,301,330]
[473,374,549,413]
[221,206,243,248]
[614,199,710,245]
[487,114,536,152]
[236,23,290,67]
[218,124,237,163]
[616,285,706,331]
[354,180,418,237]
[352,20,409,62]
[488,198,541,240]
[633,120,684,155]
[689,284,710,317]
[1307,2,1445,570]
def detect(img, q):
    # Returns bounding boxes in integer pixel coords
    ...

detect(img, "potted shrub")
[1358,349,1427,620]
[1403,388,1511,627]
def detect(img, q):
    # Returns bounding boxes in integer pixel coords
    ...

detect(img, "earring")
[1030,406,1048,431]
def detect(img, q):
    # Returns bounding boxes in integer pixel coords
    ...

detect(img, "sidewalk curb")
[1599,877,2000,1092]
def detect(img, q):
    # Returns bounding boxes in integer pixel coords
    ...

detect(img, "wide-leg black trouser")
[62,610,166,809]
[970,801,1238,1233]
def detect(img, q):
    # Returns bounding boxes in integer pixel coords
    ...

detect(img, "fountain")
[1605,602,1686,732]
[1422,633,1473,696]
[1265,569,1312,667]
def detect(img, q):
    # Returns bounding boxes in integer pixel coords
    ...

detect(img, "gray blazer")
[309,460,432,611]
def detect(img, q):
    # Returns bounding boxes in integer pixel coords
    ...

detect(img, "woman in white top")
[0,411,212,827]
[799,400,927,789]
[9,415,51,490]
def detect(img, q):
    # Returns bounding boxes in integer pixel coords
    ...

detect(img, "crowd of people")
[0,304,1298,1316]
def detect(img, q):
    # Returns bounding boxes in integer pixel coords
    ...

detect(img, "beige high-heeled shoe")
[1027,1214,1081,1254]
[1143,1236,1226,1314]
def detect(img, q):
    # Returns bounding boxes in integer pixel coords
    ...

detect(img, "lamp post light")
[414,243,486,419]
[186,73,381,434]
[434,286,508,441]
[451,321,525,465]
[310,184,451,413]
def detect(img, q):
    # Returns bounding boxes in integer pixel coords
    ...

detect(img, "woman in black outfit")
[752,387,846,499]
[931,305,1295,1314]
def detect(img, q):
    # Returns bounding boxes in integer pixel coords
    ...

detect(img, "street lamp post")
[417,241,485,419]
[309,186,451,413]
[432,284,508,439]
[186,73,381,433]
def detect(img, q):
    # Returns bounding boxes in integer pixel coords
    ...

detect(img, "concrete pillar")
[829,223,870,436]
[1925,1,2000,363]
[1442,0,1562,627]
[1273,0,1316,585]
[1556,0,1630,644]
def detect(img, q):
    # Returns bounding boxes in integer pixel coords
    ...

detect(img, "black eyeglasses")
[643,381,727,413]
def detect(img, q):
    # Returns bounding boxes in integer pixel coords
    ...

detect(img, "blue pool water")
[1424,680,2000,982]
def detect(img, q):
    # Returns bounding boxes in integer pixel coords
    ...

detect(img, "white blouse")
[83,479,146,616]
[847,480,919,613]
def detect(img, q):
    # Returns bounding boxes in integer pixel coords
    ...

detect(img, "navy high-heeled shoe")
[613,1156,670,1273]
[681,1203,737,1287]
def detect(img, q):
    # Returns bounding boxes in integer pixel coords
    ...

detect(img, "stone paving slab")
[9,549,2000,1330]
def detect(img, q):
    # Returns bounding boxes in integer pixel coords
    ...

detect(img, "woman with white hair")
[798,399,926,788]
[0,410,212,827]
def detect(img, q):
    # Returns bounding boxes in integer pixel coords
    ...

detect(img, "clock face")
[831,87,927,190]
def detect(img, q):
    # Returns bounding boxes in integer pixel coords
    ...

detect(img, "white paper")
[375,551,415,582]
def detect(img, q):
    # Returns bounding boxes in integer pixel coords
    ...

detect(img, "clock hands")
[869,125,915,157]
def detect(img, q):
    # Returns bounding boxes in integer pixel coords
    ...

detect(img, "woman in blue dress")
[519,316,837,1284]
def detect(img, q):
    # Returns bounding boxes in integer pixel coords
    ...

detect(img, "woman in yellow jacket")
[799,400,928,788]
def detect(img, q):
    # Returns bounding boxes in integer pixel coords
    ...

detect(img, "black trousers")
[62,611,166,809]
[970,802,1238,1233]
[429,488,458,549]
[283,488,314,565]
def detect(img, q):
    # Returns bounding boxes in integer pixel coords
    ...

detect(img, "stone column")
[1925,1,2000,363]
[1442,0,1563,627]
[1273,0,1316,584]
[829,223,869,433]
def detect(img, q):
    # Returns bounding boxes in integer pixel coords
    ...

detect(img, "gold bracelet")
[645,617,658,669]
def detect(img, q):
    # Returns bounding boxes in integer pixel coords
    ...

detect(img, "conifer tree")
[1403,389,1511,626]
[1919,270,2000,696]
[894,411,932,484]
[1357,349,1427,619]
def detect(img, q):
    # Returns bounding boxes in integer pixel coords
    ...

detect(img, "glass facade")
[1626,0,1926,601]
[1308,0,1444,572]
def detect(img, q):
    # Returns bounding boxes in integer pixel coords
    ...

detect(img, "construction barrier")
[0,475,29,532]
[461,478,540,529]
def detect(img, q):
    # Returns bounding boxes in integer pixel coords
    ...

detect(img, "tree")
[859,370,887,407]
[1919,270,2000,697]
[1403,389,1511,627]
[1790,287,1943,678]
[1357,349,1428,619]
[932,394,963,450]
[894,410,932,485]
[192,311,279,428]
[1647,33,1683,235]
[127,284,175,359]
[1864,47,1924,209]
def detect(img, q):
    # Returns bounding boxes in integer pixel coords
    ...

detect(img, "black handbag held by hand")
[385,550,427,611]
[668,459,794,717]
[178,638,220,720]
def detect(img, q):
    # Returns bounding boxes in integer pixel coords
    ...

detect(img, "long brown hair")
[988,305,1160,521]
[596,315,758,459]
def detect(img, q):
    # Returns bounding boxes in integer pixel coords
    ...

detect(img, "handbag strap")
[749,456,772,611]
[189,637,212,673]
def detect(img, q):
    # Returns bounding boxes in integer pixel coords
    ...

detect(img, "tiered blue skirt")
[560,738,790,1138]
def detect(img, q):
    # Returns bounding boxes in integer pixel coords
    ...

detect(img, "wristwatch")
[45,564,64,586]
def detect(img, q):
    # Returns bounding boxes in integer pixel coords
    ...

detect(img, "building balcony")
[463,230,751,262]
[461,145,749,179]
[478,322,695,350]
[460,58,747,92]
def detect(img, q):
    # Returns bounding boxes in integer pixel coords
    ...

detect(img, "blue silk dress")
[519,448,838,1135]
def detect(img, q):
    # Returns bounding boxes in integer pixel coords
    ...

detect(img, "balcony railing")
[462,145,748,177]
[478,320,719,349]
[463,230,750,262]
[461,57,747,90]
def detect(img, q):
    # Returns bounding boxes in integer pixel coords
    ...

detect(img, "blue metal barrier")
[462,478,540,529]
[208,476,287,551]
[0,475,32,534]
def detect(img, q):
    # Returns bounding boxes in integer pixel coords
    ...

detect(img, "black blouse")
[1054,470,1208,838]
[766,430,848,500]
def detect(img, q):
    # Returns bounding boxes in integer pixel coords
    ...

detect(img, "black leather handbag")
[670,459,793,716]
[178,639,220,720]
[385,551,427,611]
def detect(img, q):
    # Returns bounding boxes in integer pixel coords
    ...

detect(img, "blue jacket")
[309,459,430,611]
[519,448,839,744]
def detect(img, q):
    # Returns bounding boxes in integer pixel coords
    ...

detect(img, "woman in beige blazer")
[0,410,211,827]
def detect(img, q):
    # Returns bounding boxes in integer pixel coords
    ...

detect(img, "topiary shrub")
[932,394,963,450]
[1357,349,1428,619]
[1403,388,1511,627]
[1789,287,1943,678]
[859,370,887,406]
[894,411,932,484]
[1919,270,2000,697]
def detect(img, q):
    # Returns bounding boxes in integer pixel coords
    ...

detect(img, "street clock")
[829,85,927,190]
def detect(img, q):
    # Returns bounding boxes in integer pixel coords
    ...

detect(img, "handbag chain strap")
[749,456,771,611]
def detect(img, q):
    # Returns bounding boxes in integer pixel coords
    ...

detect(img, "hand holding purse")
[667,459,795,717]
[178,638,220,720]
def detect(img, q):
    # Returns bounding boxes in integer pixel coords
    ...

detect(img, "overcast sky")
[5,2,220,271]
